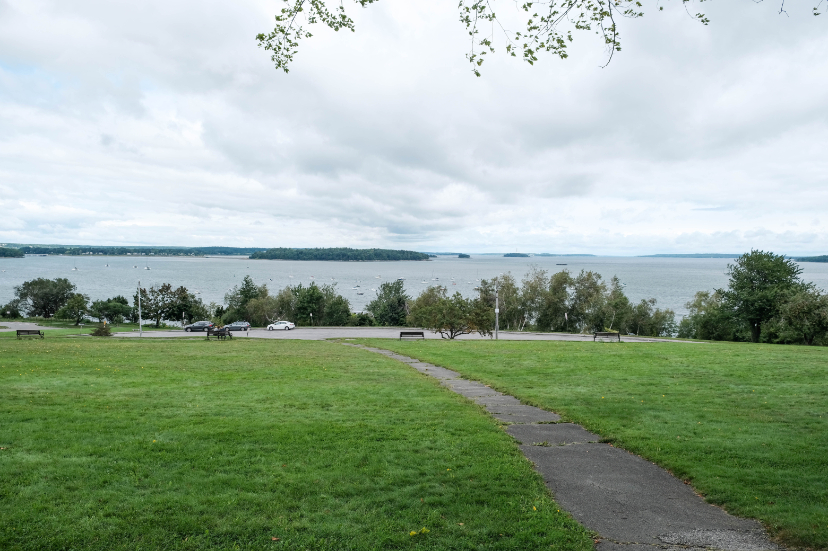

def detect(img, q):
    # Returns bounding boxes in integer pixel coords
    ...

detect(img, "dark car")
[184,320,214,332]
[225,321,251,332]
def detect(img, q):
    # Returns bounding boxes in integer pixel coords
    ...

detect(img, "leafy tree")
[478,273,523,330]
[224,275,268,323]
[568,270,607,333]
[133,284,180,328]
[89,296,132,324]
[677,290,740,341]
[14,278,76,318]
[602,276,632,332]
[535,270,573,332]
[777,287,828,346]
[1,299,23,319]
[366,280,410,327]
[294,283,326,326]
[55,293,90,325]
[409,286,493,339]
[721,250,805,343]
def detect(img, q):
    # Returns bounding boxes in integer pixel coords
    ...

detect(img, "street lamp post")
[137,281,143,337]
[494,284,499,341]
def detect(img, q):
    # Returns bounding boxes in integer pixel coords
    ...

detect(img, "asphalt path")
[349,343,779,551]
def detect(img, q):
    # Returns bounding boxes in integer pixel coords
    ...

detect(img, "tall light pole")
[137,281,143,337]
[494,283,499,340]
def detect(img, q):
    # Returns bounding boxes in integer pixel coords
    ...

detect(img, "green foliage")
[677,291,741,341]
[249,247,429,261]
[293,282,325,325]
[0,339,592,550]
[478,269,674,336]
[90,322,112,337]
[408,286,493,339]
[89,296,132,325]
[0,246,24,258]
[721,250,806,342]
[14,277,77,318]
[1,299,23,319]
[370,339,828,551]
[458,253,470,258]
[134,284,206,328]
[55,293,90,325]
[365,280,410,326]
[776,287,828,345]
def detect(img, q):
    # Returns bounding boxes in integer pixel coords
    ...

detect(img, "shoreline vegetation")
[250,247,430,261]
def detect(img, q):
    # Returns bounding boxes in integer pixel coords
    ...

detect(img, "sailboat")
[144,263,150,270]
[71,262,78,271]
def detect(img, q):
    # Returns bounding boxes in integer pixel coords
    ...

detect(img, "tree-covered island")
[250,247,430,261]
[0,247,25,258]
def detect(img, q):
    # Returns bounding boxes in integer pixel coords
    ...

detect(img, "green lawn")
[0,338,592,551]
[360,339,828,550]
[0,320,174,339]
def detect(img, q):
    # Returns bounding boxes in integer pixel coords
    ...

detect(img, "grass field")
[0,320,172,339]
[361,339,828,550]
[0,338,592,551]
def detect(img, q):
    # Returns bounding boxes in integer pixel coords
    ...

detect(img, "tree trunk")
[750,321,761,343]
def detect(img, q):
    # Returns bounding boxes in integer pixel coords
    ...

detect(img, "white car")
[267,321,295,331]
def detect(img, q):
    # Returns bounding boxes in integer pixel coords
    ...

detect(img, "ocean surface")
[2,255,827,318]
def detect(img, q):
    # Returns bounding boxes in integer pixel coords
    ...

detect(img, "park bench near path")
[399,331,425,340]
[206,328,232,341]
[593,331,621,342]
[16,329,44,339]
[343,342,780,551]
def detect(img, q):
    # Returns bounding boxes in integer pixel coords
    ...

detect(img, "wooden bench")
[206,328,232,340]
[16,329,44,339]
[400,331,425,340]
[593,332,621,342]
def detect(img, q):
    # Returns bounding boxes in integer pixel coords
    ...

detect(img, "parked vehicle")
[267,320,295,331]
[184,321,214,332]
[226,321,251,331]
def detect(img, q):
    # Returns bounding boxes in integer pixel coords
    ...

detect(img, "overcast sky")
[0,0,826,255]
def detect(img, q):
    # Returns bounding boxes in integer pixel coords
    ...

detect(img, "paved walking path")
[347,343,779,551]
[0,321,49,332]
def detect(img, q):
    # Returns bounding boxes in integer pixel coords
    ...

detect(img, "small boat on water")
[397,277,404,281]
[556,263,567,266]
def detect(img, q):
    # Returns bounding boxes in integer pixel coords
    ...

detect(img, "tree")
[134,284,179,328]
[366,280,410,326]
[721,250,805,343]
[777,287,828,346]
[536,270,573,332]
[676,290,740,341]
[14,278,76,318]
[56,293,90,325]
[89,296,132,324]
[409,286,493,339]
[294,283,326,326]
[224,275,268,323]
[1,299,23,319]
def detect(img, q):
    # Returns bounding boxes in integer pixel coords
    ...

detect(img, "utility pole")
[495,284,499,340]
[138,281,143,337]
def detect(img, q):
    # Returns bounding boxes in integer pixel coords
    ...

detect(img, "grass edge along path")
[0,338,593,551]
[357,338,828,551]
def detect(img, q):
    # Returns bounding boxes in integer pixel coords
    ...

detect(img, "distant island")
[458,253,470,259]
[0,246,24,258]
[639,254,741,258]
[9,244,267,257]
[794,255,828,263]
[250,247,430,261]
[504,253,530,258]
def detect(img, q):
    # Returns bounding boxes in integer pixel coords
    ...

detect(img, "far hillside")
[795,255,828,263]
[250,247,430,261]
